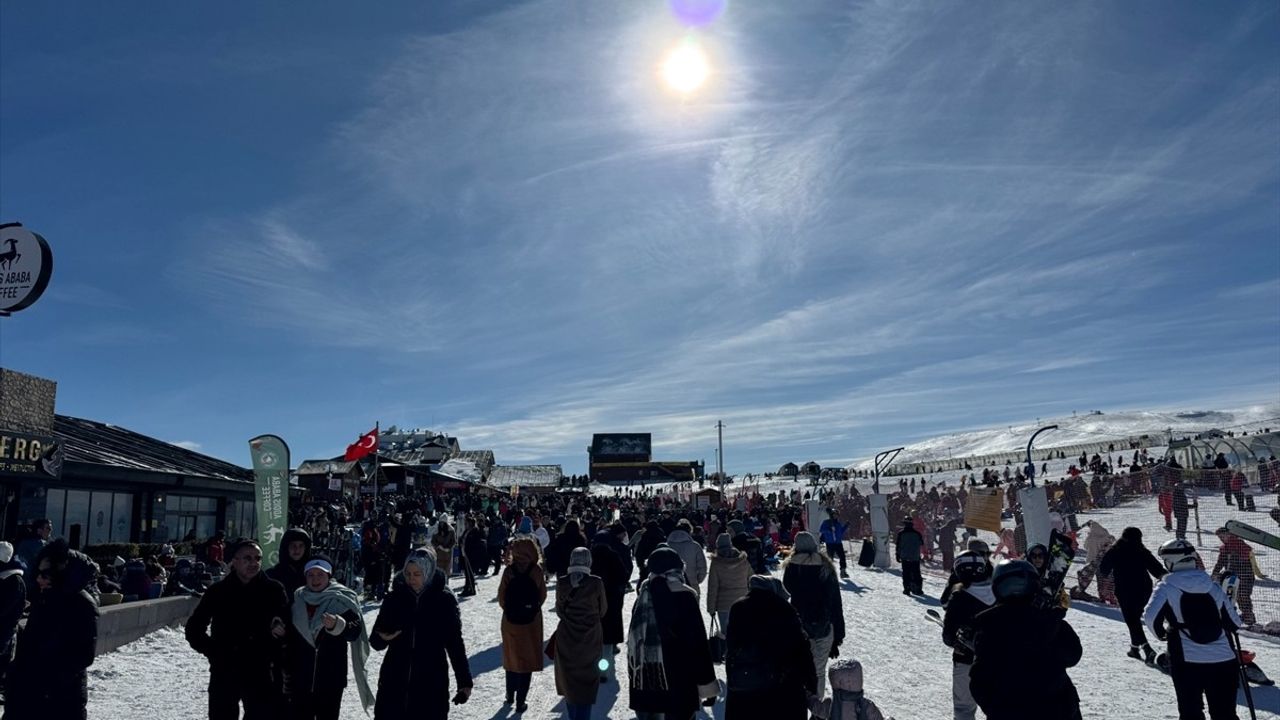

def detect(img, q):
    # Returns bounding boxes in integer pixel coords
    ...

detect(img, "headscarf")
[567,547,593,588]
[793,531,819,555]
[404,547,438,592]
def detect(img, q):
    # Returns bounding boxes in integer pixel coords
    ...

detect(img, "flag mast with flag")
[345,423,380,498]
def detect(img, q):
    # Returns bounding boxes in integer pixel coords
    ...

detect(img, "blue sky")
[2,1,1278,474]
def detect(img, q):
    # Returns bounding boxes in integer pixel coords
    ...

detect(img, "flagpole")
[373,421,380,503]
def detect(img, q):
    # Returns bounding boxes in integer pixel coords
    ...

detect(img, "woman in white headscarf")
[285,554,373,719]
[553,547,607,720]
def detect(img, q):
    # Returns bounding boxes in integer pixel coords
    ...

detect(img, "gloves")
[829,644,840,659]
[451,687,472,705]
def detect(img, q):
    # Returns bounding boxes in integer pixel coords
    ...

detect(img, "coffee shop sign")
[0,223,54,314]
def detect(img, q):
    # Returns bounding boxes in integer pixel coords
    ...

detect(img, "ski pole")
[1226,629,1257,720]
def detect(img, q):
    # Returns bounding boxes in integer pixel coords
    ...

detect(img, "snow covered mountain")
[847,403,1280,471]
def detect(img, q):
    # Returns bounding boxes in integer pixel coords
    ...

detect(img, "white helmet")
[1158,538,1198,572]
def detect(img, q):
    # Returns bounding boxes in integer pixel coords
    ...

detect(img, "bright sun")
[662,42,710,94]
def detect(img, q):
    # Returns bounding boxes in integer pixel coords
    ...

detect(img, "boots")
[1141,643,1157,664]
[1127,645,1142,660]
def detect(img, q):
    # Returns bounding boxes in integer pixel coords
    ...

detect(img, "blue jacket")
[818,519,847,545]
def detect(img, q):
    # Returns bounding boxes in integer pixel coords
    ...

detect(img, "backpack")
[505,567,540,625]
[1177,590,1224,645]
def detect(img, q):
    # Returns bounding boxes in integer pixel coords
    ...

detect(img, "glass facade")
[151,493,222,543]
[225,499,256,539]
[44,488,134,547]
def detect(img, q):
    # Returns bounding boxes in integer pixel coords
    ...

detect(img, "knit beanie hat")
[646,546,684,576]
[728,519,745,536]
[794,531,819,554]
[568,547,593,575]
[0,542,15,565]
[715,533,734,552]
[518,517,533,534]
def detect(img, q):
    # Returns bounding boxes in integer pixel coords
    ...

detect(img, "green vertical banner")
[248,435,290,566]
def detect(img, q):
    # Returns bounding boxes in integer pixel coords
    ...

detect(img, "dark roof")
[54,414,253,484]
[296,459,361,476]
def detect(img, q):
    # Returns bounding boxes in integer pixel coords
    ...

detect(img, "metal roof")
[489,464,563,488]
[54,414,253,484]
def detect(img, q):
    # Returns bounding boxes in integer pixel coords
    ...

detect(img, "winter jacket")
[369,570,472,719]
[725,588,816,720]
[1211,535,1253,578]
[6,549,99,720]
[590,536,628,645]
[634,524,666,579]
[266,528,313,599]
[707,550,752,614]
[431,525,456,574]
[782,553,845,646]
[1143,568,1243,665]
[628,576,717,716]
[284,596,363,697]
[1171,485,1191,517]
[819,518,848,545]
[0,561,26,656]
[545,531,588,577]
[942,582,995,664]
[895,526,923,562]
[733,532,766,575]
[1098,538,1165,599]
[666,530,709,593]
[498,539,547,673]
[970,602,1081,720]
[553,574,607,705]
[185,570,289,679]
[1082,524,1115,564]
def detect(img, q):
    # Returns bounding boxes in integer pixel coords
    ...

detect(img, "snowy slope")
[88,495,1280,720]
[846,404,1280,471]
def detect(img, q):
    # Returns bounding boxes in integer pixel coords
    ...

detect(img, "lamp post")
[871,446,905,569]
[873,447,904,495]
[1026,425,1058,487]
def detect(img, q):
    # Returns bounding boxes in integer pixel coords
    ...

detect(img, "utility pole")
[716,421,725,498]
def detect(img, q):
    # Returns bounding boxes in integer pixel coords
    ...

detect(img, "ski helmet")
[991,559,1041,601]
[953,550,992,585]
[1157,538,1198,572]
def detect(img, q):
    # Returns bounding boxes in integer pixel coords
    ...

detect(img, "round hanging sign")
[0,223,54,314]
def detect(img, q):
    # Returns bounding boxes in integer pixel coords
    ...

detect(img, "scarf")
[292,581,374,714]
[627,569,688,691]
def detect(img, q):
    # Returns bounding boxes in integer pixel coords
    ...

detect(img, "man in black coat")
[1171,482,1192,541]
[970,560,1082,720]
[591,530,628,654]
[186,539,290,720]
[266,528,312,600]
[1098,526,1166,663]
[6,540,98,720]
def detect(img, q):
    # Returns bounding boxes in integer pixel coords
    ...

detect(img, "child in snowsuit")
[827,658,890,720]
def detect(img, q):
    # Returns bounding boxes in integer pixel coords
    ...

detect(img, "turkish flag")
[344,428,379,462]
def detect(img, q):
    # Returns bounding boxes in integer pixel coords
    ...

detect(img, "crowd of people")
[0,449,1275,719]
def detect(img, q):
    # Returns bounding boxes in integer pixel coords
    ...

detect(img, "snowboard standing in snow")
[1034,529,1074,611]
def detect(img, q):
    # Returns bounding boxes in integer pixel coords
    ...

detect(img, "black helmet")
[992,559,1041,601]
[953,550,992,585]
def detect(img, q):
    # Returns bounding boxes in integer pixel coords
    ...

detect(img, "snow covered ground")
[88,494,1280,720]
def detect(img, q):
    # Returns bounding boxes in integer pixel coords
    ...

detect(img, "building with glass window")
[0,368,256,549]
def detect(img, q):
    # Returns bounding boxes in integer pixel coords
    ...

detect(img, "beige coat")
[553,574,607,705]
[499,537,547,673]
[707,550,751,613]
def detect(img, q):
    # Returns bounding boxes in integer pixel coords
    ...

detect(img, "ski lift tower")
[871,447,904,569]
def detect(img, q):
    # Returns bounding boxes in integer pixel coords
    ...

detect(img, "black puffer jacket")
[1098,534,1166,599]
[6,542,99,720]
[725,588,816,720]
[970,602,1082,720]
[266,528,313,599]
[782,554,845,646]
[185,569,289,680]
[369,571,472,719]
[591,533,628,645]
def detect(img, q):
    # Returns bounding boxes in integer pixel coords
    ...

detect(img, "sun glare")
[662,41,710,94]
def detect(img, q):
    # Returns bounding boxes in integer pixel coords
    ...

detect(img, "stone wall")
[0,368,56,433]
[96,595,200,655]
